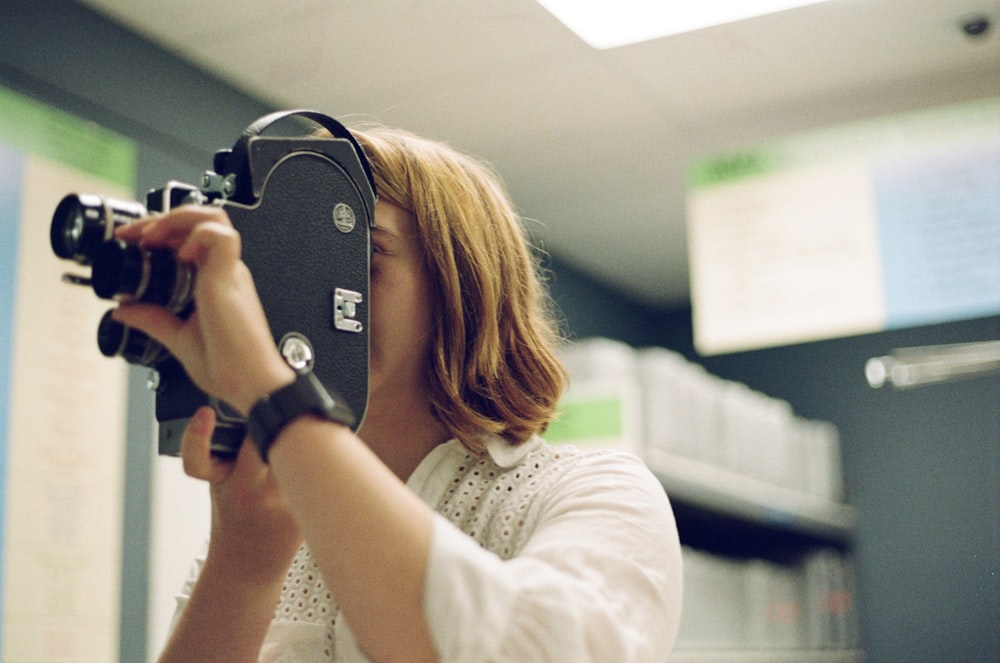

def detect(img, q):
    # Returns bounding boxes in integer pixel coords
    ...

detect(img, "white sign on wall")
[0,86,134,662]
[688,97,1000,355]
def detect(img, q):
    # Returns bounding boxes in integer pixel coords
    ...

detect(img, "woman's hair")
[348,124,568,453]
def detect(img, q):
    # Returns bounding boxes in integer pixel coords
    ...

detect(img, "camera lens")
[97,310,169,366]
[91,242,195,312]
[51,194,103,263]
[50,194,146,265]
[92,241,140,300]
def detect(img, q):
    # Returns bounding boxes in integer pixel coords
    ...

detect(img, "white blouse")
[173,435,683,662]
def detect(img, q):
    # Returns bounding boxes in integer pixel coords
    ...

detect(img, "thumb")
[180,406,233,483]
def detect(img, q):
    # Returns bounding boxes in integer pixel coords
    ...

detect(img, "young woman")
[114,124,683,662]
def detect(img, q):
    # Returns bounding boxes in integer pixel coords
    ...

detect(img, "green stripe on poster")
[0,86,136,189]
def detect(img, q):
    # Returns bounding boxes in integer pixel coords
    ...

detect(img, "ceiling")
[75,0,999,307]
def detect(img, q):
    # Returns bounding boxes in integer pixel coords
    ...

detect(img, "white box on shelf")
[676,547,747,650]
[801,420,845,502]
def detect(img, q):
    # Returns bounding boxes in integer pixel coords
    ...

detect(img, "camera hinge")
[201,171,238,199]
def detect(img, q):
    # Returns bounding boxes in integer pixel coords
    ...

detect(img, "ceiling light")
[536,0,830,49]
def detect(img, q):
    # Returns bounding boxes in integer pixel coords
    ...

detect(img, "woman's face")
[366,200,436,407]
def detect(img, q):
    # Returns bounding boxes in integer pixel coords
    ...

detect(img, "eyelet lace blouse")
[172,435,683,662]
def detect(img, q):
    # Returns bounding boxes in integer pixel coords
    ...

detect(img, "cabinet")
[550,338,863,661]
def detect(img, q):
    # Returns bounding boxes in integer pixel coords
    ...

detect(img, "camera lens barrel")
[50,194,147,265]
[51,192,194,373]
[97,310,169,366]
[91,242,195,313]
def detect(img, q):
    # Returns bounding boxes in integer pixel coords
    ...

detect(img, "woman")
[115,124,683,662]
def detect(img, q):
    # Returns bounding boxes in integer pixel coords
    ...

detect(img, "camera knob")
[961,15,991,38]
[279,333,315,372]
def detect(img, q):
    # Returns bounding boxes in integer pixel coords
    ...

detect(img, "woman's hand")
[125,204,439,662]
[114,206,303,560]
[119,207,305,663]
[156,406,302,663]
[184,406,303,579]
[112,205,294,414]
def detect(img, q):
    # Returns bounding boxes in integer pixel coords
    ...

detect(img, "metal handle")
[866,340,1000,389]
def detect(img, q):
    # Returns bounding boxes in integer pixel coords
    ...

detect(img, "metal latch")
[334,288,363,333]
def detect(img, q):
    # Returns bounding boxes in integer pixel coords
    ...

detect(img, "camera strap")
[215,109,376,204]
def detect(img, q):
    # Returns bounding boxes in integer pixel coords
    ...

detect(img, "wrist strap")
[247,371,356,463]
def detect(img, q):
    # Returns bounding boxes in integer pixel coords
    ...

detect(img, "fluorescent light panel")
[537,0,830,49]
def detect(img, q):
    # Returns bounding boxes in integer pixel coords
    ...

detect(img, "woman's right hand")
[128,207,304,661]
[112,205,295,416]
[113,206,303,576]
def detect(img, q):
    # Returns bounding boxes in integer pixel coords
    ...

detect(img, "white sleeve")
[166,548,204,635]
[422,453,684,663]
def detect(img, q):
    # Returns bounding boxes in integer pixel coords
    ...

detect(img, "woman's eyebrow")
[370,227,405,252]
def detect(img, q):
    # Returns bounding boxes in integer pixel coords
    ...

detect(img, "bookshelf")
[553,338,863,657]
[654,452,857,547]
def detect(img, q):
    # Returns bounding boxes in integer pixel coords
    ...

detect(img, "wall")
[691,314,999,663]
[3,2,997,662]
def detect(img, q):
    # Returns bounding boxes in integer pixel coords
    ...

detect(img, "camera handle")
[214,109,377,206]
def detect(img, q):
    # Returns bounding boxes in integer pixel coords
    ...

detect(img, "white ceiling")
[76,0,999,306]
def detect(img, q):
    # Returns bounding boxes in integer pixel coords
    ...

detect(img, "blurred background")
[1,1,997,662]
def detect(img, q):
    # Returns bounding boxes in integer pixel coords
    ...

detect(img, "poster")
[688,97,1000,355]
[0,85,135,662]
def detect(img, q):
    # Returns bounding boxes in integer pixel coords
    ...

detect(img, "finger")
[176,221,243,272]
[114,217,157,243]
[181,406,234,483]
[110,302,185,356]
[117,205,234,251]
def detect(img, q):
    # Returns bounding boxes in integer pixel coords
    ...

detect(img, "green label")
[690,150,778,187]
[690,96,1000,189]
[546,394,624,443]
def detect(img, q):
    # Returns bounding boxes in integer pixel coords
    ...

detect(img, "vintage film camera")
[51,110,375,457]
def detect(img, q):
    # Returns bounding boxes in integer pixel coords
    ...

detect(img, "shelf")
[654,452,858,547]
[671,649,864,663]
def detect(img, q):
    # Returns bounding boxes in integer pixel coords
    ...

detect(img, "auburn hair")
[347,125,567,453]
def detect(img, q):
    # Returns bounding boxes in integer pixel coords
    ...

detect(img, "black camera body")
[51,111,375,457]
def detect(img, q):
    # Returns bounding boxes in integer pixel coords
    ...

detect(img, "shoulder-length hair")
[348,125,567,453]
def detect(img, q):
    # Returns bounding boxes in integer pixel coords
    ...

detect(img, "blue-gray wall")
[3,2,997,662]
